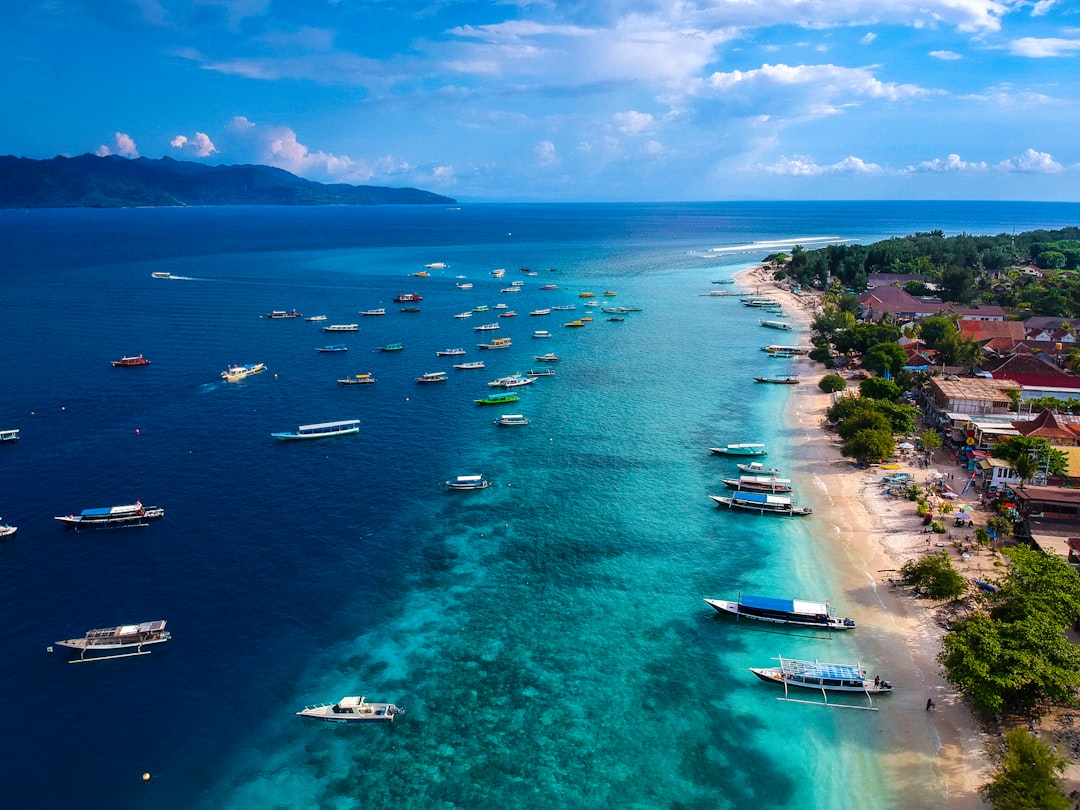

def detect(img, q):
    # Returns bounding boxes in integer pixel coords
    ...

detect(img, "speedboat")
[297,696,404,723]
[533,353,560,362]
[0,519,18,539]
[222,362,266,382]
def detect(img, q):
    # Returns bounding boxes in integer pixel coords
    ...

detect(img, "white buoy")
[142,772,151,782]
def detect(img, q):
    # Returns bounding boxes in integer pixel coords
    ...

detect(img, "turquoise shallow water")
[2,202,1080,808]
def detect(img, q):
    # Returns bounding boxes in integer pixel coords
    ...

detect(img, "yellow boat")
[578,292,595,298]
[564,320,584,327]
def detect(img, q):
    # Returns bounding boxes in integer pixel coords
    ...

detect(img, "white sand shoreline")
[732,265,992,808]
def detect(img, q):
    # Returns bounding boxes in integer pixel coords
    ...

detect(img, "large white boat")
[759,319,794,331]
[709,492,811,516]
[359,309,385,317]
[271,420,360,441]
[436,348,466,357]
[54,620,171,663]
[750,656,891,707]
[454,361,486,370]
[151,271,172,279]
[338,373,375,385]
[297,695,404,722]
[446,474,490,490]
[708,443,766,457]
[705,595,855,630]
[722,476,793,493]
[532,330,552,339]
[55,502,165,531]
[0,518,17,539]
[306,315,328,322]
[222,362,266,383]
[416,371,448,383]
[474,323,500,331]
[478,337,512,350]
[530,309,551,316]
[266,309,302,319]
[454,311,473,319]
[533,352,560,362]
[325,323,360,331]
[494,414,529,426]
[487,374,535,388]
[0,428,19,442]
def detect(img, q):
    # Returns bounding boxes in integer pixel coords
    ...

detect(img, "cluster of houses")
[855,275,1080,565]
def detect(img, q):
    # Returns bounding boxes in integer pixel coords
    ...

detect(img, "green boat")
[475,393,520,405]
[379,342,403,352]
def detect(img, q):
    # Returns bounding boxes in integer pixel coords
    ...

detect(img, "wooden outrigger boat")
[54,620,170,663]
[709,492,811,516]
[55,502,165,530]
[750,655,891,710]
[705,595,855,631]
[446,474,490,490]
[722,475,793,493]
[271,419,360,441]
[709,443,766,457]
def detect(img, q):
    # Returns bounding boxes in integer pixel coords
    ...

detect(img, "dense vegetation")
[776,227,1080,317]
[980,728,1072,810]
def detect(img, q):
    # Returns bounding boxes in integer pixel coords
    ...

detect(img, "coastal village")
[737,231,1080,809]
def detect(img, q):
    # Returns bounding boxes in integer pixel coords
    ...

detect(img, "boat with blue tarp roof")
[705,595,854,630]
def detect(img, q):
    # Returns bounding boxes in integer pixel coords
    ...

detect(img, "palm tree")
[1013,453,1037,488]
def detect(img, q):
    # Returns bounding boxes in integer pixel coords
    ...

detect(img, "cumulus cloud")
[170,132,218,158]
[996,148,1063,173]
[759,155,883,176]
[1032,0,1060,16]
[536,140,558,167]
[1008,37,1080,57]
[225,115,410,183]
[930,50,962,60]
[612,111,654,135]
[907,153,987,173]
[97,132,139,158]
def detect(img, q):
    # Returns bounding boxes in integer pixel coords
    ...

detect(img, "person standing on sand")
[926,698,935,711]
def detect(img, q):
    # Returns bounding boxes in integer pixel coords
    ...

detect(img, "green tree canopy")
[859,376,902,401]
[988,546,1080,629]
[992,434,1068,478]
[862,341,907,375]
[980,728,1071,810]
[841,428,895,464]
[919,429,943,453]
[836,410,892,441]
[900,551,968,600]
[818,374,847,393]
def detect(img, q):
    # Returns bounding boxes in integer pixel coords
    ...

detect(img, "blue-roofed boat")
[750,656,892,707]
[709,491,811,516]
[316,344,348,353]
[704,595,854,630]
[55,502,165,530]
[271,419,360,441]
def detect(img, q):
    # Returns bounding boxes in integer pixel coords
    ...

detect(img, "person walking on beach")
[926,698,935,711]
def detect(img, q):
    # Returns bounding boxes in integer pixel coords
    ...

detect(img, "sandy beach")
[734,265,994,808]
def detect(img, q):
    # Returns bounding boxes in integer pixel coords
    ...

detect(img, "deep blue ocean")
[2,201,1079,809]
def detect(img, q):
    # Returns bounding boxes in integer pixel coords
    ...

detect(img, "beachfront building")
[1011,485,1080,566]
[922,377,1020,430]
[975,458,1021,494]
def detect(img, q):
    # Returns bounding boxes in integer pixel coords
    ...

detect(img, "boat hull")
[704,599,853,630]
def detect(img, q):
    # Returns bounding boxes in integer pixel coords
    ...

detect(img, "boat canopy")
[81,504,142,517]
[742,595,829,617]
[779,658,864,681]
[298,420,361,432]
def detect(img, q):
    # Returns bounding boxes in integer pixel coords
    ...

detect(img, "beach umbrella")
[898,442,915,450]
[955,512,972,521]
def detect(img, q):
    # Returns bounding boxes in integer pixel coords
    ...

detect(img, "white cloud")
[97,132,139,158]
[1032,1,1059,16]
[907,153,987,173]
[759,155,883,176]
[860,33,876,45]
[612,111,654,135]
[929,50,962,60]
[170,132,218,158]
[536,140,558,166]
[1008,37,1080,57]
[996,148,1063,173]
[224,115,410,183]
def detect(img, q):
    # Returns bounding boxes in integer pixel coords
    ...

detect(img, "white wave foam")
[708,236,846,254]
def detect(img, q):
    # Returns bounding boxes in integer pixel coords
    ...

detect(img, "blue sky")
[2,1,1079,201]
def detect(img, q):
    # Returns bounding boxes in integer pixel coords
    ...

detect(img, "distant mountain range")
[0,154,456,208]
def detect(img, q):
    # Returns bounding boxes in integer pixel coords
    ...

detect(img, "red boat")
[111,354,150,367]
[392,293,423,303]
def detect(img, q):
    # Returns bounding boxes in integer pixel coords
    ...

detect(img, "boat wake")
[708,237,847,254]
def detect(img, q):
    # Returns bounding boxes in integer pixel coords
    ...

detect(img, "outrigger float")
[54,620,171,664]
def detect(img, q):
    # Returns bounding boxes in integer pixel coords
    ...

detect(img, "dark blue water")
[2,201,1078,809]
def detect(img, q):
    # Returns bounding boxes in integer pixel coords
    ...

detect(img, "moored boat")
[750,656,891,696]
[754,375,800,384]
[111,354,150,367]
[266,309,302,319]
[416,371,448,383]
[474,323,500,331]
[709,492,812,516]
[378,343,403,352]
[494,414,529,426]
[0,519,18,538]
[759,319,794,331]
[271,419,361,440]
[456,282,474,290]
[436,348,467,356]
[454,361,486,370]
[446,474,490,489]
[525,368,555,377]
[736,461,781,476]
[475,393,520,405]
[222,362,267,382]
[551,304,576,311]
[540,284,557,290]
[297,695,405,723]
[324,323,360,331]
[359,309,385,316]
[339,373,375,385]
[478,337,512,350]
[532,330,552,338]
[705,595,855,630]
[0,428,20,442]
[533,352,560,362]
[316,344,348,353]
[709,443,767,457]
[488,374,534,388]
[306,315,328,322]
[55,502,165,530]
[54,620,171,663]
[530,309,551,316]
[400,306,421,313]
[392,293,423,303]
[454,312,473,319]
[722,476,793,493]
[498,311,517,318]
